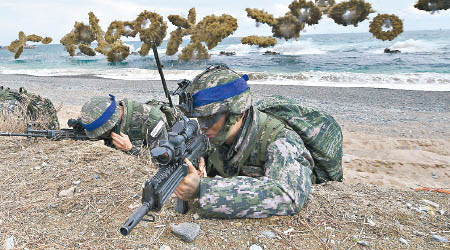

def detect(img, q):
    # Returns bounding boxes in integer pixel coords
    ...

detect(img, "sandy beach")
[1,74,449,249]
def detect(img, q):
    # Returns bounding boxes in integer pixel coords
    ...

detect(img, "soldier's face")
[198,114,227,138]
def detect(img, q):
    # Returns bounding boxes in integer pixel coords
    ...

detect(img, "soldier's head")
[183,64,252,145]
[80,94,121,138]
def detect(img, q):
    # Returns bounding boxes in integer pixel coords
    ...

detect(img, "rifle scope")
[150,119,199,165]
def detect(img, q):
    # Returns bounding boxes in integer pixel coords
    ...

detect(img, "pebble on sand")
[58,186,75,198]
[170,222,200,242]
[260,230,276,238]
[399,238,409,246]
[343,154,352,163]
[249,244,263,250]
[357,240,370,247]
[5,237,14,250]
[432,235,448,243]
[413,230,426,237]
[431,172,438,179]
[420,199,439,209]
[159,245,171,250]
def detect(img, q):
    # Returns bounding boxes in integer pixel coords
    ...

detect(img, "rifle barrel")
[0,132,46,137]
[1,129,96,141]
[120,202,151,236]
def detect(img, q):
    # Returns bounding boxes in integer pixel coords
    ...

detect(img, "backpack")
[255,95,343,183]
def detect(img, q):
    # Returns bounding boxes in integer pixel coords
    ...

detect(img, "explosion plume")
[7,31,53,59]
[369,14,403,41]
[166,8,238,60]
[328,0,374,27]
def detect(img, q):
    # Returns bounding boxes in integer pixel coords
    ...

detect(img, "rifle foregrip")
[120,202,150,236]
[176,198,189,214]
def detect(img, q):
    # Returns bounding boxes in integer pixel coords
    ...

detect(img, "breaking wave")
[1,66,448,91]
[390,39,439,53]
[246,71,450,91]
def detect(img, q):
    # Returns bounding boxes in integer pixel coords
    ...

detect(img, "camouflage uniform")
[0,86,60,129]
[200,107,314,218]
[183,65,316,218]
[255,95,344,184]
[119,99,184,155]
[80,96,184,155]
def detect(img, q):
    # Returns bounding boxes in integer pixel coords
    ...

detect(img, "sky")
[0,0,449,45]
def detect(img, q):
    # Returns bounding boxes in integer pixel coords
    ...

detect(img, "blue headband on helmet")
[192,74,249,108]
[81,94,117,132]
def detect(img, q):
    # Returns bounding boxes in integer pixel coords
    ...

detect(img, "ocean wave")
[390,39,440,53]
[217,39,327,56]
[270,40,327,55]
[245,71,450,91]
[0,67,103,77]
[1,66,449,91]
[94,68,201,80]
[366,39,442,54]
[214,43,256,56]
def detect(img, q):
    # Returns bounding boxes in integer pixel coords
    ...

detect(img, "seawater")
[0,30,449,91]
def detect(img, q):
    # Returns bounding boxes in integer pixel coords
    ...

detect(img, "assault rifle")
[120,46,208,236]
[120,117,208,236]
[0,118,99,142]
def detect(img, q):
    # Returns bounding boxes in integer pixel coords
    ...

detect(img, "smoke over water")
[0,30,449,92]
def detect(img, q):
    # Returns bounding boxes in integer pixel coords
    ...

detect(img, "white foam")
[1,66,449,92]
[214,43,255,55]
[0,66,202,80]
[94,68,202,81]
[0,67,102,77]
[214,39,326,56]
[246,71,450,91]
[271,40,327,55]
[390,39,438,53]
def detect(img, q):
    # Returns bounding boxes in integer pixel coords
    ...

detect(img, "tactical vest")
[208,110,287,178]
[208,96,343,184]
[121,100,183,148]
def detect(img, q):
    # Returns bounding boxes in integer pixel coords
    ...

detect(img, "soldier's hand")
[111,132,132,152]
[198,158,207,178]
[175,157,203,201]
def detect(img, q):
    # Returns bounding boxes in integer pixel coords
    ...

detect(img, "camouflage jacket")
[118,99,184,155]
[0,87,60,129]
[199,107,314,218]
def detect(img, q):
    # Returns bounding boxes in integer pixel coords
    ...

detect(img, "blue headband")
[82,94,117,131]
[193,75,249,108]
